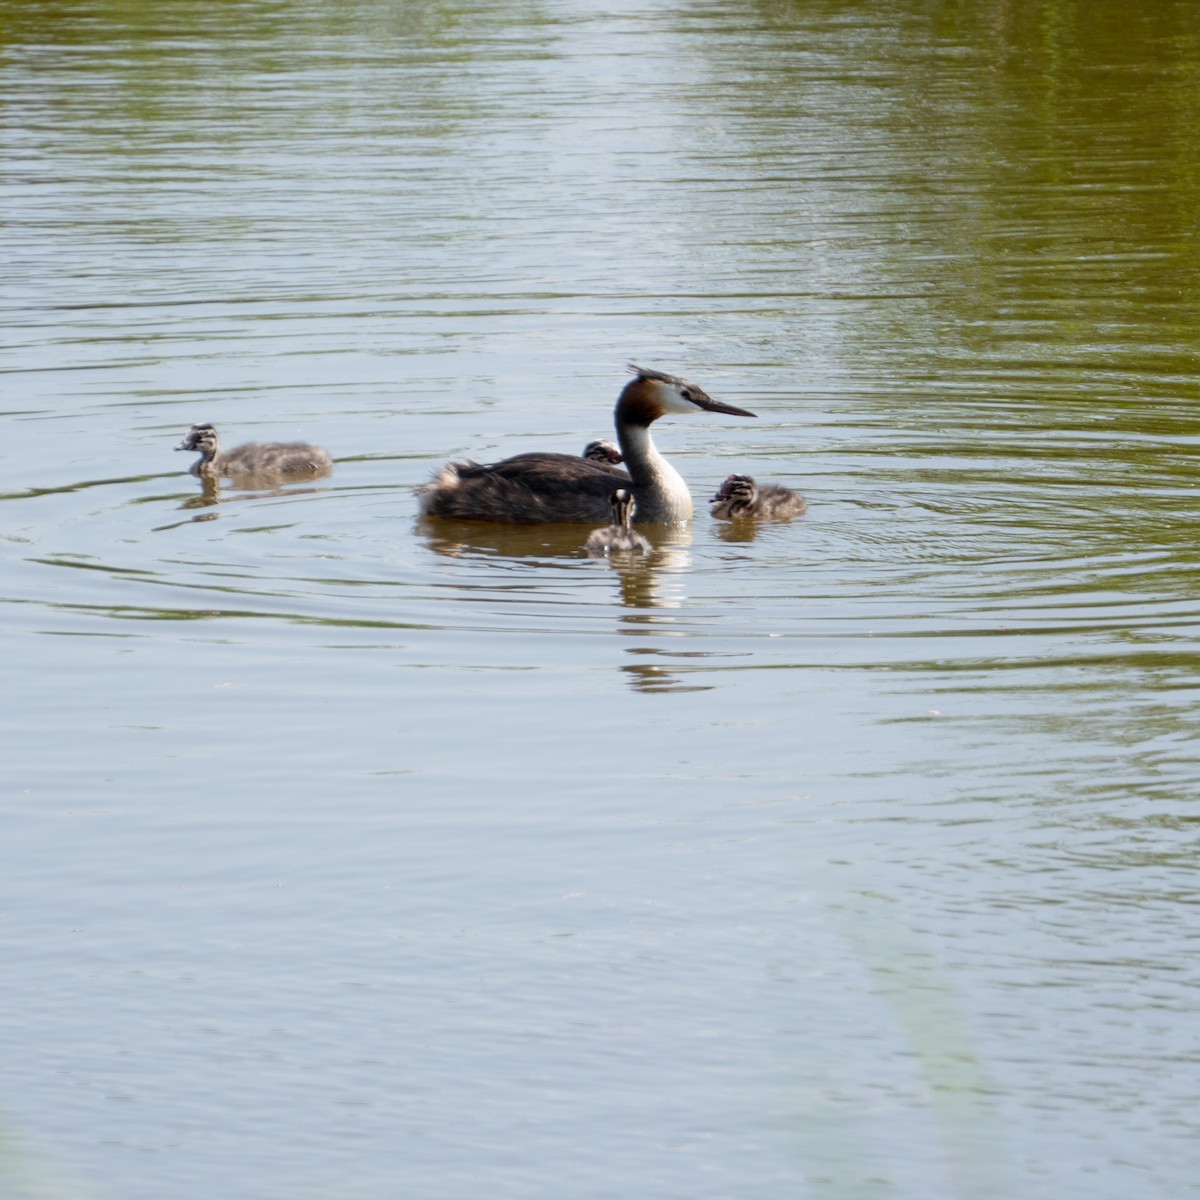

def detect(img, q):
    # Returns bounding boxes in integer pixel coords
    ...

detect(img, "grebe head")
[711,474,757,504]
[583,439,624,465]
[176,423,219,455]
[619,365,757,424]
[610,487,636,527]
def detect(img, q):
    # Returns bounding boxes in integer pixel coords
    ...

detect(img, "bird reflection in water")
[164,475,331,529]
[415,517,719,693]
[416,516,687,590]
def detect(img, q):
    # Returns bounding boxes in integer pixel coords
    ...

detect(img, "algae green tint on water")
[3,2,1200,1198]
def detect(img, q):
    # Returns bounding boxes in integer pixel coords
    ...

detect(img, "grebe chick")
[586,489,652,554]
[418,366,756,525]
[582,439,623,465]
[176,423,332,480]
[709,474,806,519]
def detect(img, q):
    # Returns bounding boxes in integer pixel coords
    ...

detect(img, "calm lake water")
[4,2,1200,1197]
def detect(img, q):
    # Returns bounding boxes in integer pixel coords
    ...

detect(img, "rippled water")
[4,2,1200,1198]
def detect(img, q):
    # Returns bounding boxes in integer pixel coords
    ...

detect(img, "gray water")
[4,2,1200,1198]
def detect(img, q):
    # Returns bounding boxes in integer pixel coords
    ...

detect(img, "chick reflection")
[161,475,330,529]
[712,518,762,545]
[180,477,222,513]
[619,652,716,694]
[417,516,692,609]
[417,515,690,590]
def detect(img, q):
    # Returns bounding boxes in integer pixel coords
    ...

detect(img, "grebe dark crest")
[586,488,652,554]
[709,473,806,519]
[175,423,332,479]
[417,366,756,524]
[582,439,623,465]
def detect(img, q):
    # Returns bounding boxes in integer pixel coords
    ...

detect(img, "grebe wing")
[423,452,629,523]
[481,452,628,482]
[460,452,629,499]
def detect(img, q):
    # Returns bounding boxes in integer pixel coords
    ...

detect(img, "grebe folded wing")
[487,451,628,481]
[421,453,627,524]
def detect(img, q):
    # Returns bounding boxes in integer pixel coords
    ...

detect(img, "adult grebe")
[175,423,332,479]
[582,439,623,465]
[418,366,756,524]
[709,473,806,519]
[586,488,652,554]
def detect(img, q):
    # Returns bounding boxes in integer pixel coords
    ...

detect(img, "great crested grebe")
[709,473,806,519]
[582,439,623,465]
[175,423,333,479]
[586,488,652,554]
[417,366,756,524]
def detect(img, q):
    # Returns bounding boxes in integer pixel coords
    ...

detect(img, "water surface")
[3,2,1200,1198]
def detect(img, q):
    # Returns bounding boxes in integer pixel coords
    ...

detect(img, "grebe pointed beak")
[696,395,757,418]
